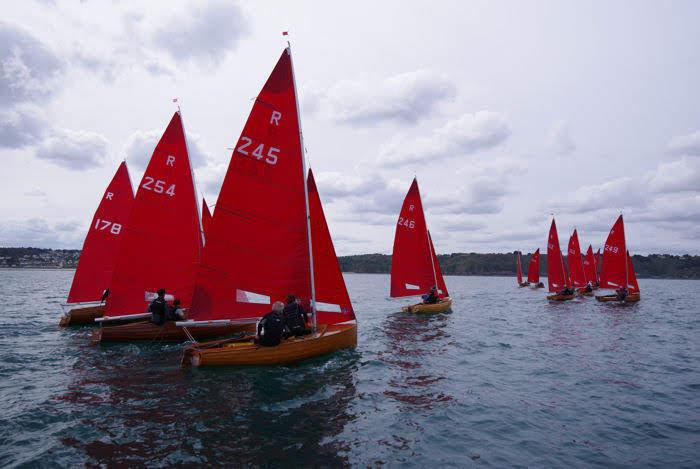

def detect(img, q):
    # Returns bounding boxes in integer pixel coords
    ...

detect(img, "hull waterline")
[60,304,105,327]
[402,298,452,314]
[95,320,254,343]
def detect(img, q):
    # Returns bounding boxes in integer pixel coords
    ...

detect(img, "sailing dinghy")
[527,248,544,288]
[516,251,529,287]
[583,244,599,291]
[390,179,451,313]
[60,162,134,326]
[182,47,357,366]
[546,218,575,301]
[567,229,592,296]
[96,112,240,342]
[595,215,641,303]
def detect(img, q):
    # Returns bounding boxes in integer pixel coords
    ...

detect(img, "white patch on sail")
[405,283,420,290]
[608,281,619,287]
[144,291,174,302]
[236,290,269,304]
[316,301,342,313]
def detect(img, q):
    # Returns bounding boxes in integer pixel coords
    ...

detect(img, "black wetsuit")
[149,297,168,325]
[424,291,438,304]
[283,302,309,337]
[257,310,285,346]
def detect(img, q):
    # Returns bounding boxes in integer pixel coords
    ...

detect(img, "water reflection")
[380,312,454,409]
[56,346,359,466]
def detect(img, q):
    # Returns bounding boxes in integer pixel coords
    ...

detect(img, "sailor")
[584,281,593,293]
[257,301,286,346]
[558,286,575,296]
[283,294,309,337]
[422,286,438,304]
[616,287,628,301]
[149,288,168,325]
[536,282,545,288]
[100,288,110,303]
[167,298,186,321]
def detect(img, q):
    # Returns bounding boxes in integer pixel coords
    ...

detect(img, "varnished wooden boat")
[182,322,357,367]
[59,304,105,327]
[95,320,254,343]
[402,297,452,313]
[532,283,545,289]
[546,293,575,301]
[577,288,594,297]
[595,292,641,303]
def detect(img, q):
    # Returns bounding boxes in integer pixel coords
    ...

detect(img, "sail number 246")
[398,217,415,229]
[236,136,279,165]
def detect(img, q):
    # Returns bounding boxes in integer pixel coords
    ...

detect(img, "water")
[0,270,698,467]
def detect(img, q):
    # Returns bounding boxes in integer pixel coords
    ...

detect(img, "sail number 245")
[398,217,415,229]
[236,136,279,165]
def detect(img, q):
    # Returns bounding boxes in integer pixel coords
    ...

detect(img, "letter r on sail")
[270,111,282,126]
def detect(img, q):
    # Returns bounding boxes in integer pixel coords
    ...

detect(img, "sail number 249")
[398,217,415,229]
[236,136,279,165]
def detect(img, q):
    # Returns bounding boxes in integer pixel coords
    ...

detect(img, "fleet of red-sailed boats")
[516,216,641,303]
[59,45,637,367]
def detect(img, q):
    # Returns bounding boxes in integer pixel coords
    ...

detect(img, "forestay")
[67,162,134,304]
[105,112,202,316]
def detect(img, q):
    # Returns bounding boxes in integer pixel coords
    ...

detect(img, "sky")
[1,0,699,255]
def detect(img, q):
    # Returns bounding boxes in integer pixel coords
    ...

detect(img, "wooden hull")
[95,320,254,343]
[595,292,641,303]
[402,298,452,314]
[547,294,575,301]
[183,322,357,367]
[577,289,594,297]
[59,304,105,327]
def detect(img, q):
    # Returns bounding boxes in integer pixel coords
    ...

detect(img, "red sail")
[627,251,640,293]
[105,112,203,315]
[599,215,627,290]
[583,245,597,284]
[516,252,523,284]
[595,248,601,283]
[308,169,355,325]
[527,249,540,283]
[67,162,134,303]
[546,219,569,292]
[201,199,212,238]
[189,49,310,321]
[390,179,435,298]
[567,229,587,288]
[428,231,449,297]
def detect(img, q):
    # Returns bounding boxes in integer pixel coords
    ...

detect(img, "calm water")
[0,270,698,467]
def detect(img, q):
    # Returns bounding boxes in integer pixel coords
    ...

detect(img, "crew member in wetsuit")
[422,286,438,304]
[256,301,285,346]
[166,299,186,321]
[100,288,110,303]
[149,288,168,325]
[283,294,309,337]
[557,286,575,296]
[584,281,593,293]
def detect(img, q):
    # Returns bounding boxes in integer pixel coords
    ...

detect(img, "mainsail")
[67,162,134,303]
[547,219,569,292]
[390,178,446,298]
[516,252,524,284]
[583,245,597,284]
[567,229,587,288]
[105,112,202,315]
[189,49,312,322]
[527,249,541,284]
[599,215,627,290]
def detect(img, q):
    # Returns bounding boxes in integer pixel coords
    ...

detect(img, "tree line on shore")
[1,247,699,279]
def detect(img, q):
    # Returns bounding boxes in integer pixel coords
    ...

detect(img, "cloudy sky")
[2,0,699,255]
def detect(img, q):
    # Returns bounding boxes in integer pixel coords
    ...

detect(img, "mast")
[178,104,205,251]
[287,41,318,332]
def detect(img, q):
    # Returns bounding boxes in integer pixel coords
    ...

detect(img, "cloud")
[0,105,46,149]
[378,111,510,167]
[550,176,645,214]
[0,218,83,249]
[122,128,210,172]
[23,187,46,197]
[35,129,109,170]
[668,130,700,156]
[314,171,405,215]
[315,70,456,125]
[648,156,700,193]
[547,121,575,156]
[0,21,63,107]
[152,1,249,65]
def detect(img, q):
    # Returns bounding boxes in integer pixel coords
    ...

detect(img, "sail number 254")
[141,177,176,197]
[398,217,415,229]
[236,136,279,165]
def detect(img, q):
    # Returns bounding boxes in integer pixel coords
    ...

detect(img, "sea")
[0,269,697,467]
